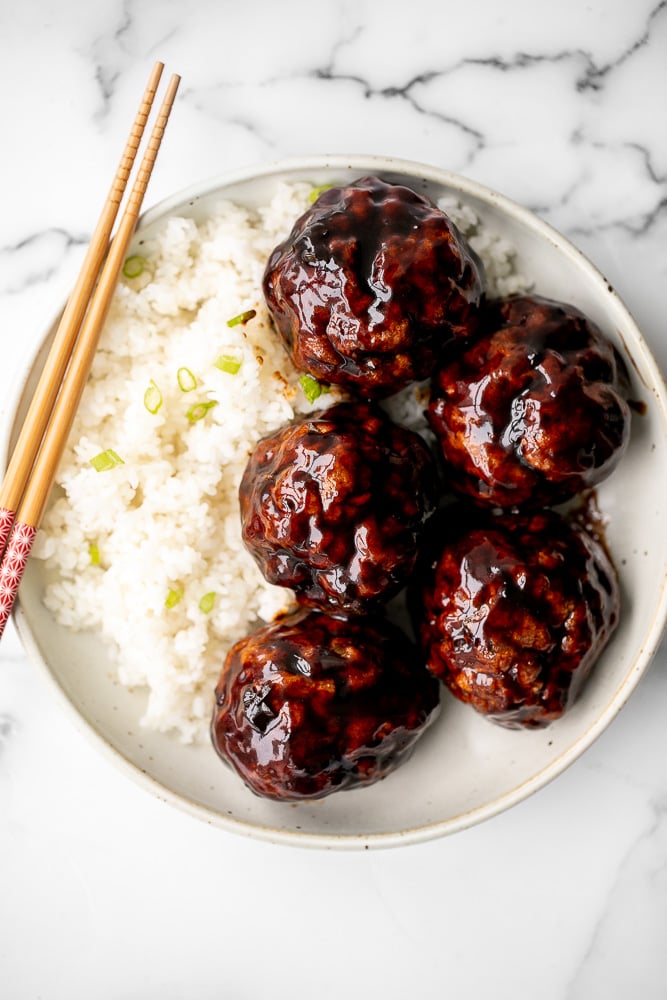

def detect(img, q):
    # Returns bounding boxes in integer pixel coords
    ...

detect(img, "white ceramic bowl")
[7,155,667,849]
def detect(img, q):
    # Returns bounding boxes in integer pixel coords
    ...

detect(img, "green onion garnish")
[177,367,197,392]
[122,255,146,279]
[165,587,184,609]
[227,309,257,327]
[299,373,327,403]
[308,184,334,203]
[89,449,124,472]
[215,354,243,375]
[88,542,101,566]
[198,592,216,614]
[186,400,218,423]
[143,379,163,414]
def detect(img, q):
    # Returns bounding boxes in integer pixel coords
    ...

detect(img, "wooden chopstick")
[0,60,165,555]
[0,68,180,637]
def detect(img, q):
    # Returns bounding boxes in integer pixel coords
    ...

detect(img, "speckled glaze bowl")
[5,155,667,849]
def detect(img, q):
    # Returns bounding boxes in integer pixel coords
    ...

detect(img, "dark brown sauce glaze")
[211,608,440,801]
[428,294,632,509]
[210,187,636,797]
[239,401,437,612]
[567,488,611,551]
[409,506,620,729]
[263,175,485,397]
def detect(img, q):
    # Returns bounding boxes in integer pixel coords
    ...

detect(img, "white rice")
[33,180,526,742]
[439,194,531,299]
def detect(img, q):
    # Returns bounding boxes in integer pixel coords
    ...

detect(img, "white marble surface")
[1,1,666,996]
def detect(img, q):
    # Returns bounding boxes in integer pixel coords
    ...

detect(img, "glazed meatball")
[410,507,620,729]
[428,294,631,508]
[211,608,440,801]
[263,175,485,397]
[240,401,437,611]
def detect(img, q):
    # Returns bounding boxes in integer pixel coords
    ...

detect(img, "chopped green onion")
[143,379,163,414]
[298,373,328,403]
[165,587,184,609]
[177,367,197,392]
[89,449,124,472]
[227,309,257,327]
[308,184,334,203]
[215,354,243,375]
[88,542,101,566]
[122,255,146,279]
[186,400,218,423]
[198,592,216,614]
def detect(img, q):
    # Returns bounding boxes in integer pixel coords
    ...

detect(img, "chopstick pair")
[0,61,180,638]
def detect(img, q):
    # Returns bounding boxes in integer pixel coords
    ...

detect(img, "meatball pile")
[211,176,632,801]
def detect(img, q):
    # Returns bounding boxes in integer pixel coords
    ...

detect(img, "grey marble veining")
[0,1,666,997]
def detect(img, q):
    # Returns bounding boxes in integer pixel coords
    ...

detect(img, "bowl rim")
[8,153,667,849]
